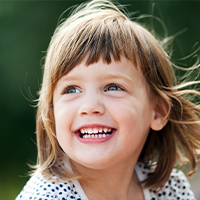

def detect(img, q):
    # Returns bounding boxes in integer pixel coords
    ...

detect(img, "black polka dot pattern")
[15,173,82,200]
[16,163,195,200]
[137,162,195,200]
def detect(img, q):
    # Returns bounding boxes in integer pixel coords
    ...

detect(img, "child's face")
[53,56,156,170]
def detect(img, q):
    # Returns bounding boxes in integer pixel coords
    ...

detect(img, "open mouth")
[77,127,114,139]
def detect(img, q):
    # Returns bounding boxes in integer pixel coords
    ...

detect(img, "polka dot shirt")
[135,162,195,200]
[16,162,195,200]
[15,172,87,200]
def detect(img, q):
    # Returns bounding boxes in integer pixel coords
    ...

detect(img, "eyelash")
[61,83,124,95]
[61,85,81,94]
[104,83,124,92]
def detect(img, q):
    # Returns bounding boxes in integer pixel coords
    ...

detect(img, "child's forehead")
[56,55,147,87]
[62,54,136,74]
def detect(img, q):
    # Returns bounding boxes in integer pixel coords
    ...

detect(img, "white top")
[16,162,195,200]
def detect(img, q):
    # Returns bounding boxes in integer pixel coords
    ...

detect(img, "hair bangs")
[84,18,136,66]
[55,16,139,81]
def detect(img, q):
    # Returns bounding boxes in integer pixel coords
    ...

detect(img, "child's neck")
[73,160,144,200]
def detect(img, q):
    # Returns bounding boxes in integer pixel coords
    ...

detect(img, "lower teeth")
[82,133,110,139]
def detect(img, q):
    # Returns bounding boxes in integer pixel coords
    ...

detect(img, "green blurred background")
[0,0,200,199]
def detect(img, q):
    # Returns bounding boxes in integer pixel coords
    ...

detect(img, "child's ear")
[150,97,168,131]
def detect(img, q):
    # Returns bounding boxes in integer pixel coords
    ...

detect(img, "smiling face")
[53,56,158,170]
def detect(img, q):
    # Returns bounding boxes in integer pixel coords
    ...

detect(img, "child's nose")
[78,93,105,116]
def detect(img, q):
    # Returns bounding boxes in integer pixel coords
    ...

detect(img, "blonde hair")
[35,0,200,190]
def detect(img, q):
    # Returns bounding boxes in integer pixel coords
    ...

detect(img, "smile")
[74,126,116,143]
[80,127,113,138]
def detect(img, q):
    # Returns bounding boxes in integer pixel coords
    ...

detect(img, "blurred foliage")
[0,1,200,200]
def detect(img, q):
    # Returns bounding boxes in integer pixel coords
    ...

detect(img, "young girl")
[16,0,200,199]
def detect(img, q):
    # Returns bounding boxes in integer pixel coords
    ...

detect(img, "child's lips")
[74,124,116,143]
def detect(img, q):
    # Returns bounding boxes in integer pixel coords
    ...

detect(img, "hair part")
[35,0,200,190]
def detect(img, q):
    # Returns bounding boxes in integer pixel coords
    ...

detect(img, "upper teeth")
[80,128,112,134]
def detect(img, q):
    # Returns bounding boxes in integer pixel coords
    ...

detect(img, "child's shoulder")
[15,172,82,200]
[136,162,195,199]
[162,168,194,197]
[157,169,194,199]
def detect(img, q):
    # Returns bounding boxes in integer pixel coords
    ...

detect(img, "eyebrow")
[100,74,134,84]
[60,73,134,85]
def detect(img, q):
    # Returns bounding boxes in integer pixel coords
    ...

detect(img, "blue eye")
[62,86,81,94]
[105,84,123,92]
